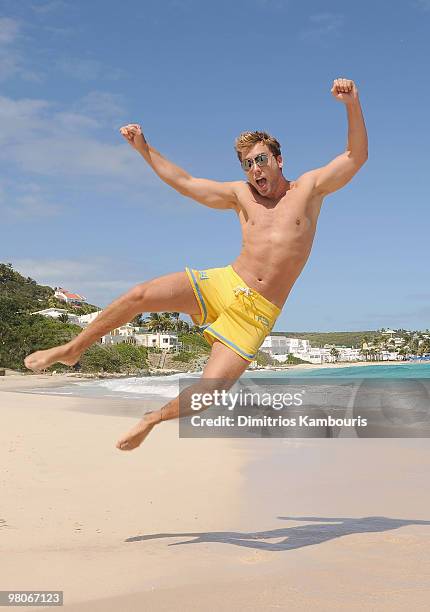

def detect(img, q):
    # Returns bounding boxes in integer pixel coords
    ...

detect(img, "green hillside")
[0,262,100,316]
[0,263,100,371]
[271,330,376,348]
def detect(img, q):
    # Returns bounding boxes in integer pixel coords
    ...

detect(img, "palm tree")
[131,314,143,327]
[375,337,386,361]
[58,313,69,324]
[176,319,190,333]
[330,347,340,363]
[171,311,180,333]
[145,312,175,333]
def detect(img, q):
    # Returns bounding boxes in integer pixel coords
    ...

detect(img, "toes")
[116,439,131,450]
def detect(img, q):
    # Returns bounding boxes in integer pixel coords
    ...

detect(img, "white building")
[260,335,311,356]
[101,334,135,346]
[300,348,332,364]
[379,350,400,361]
[101,324,136,345]
[382,329,396,337]
[134,332,180,351]
[54,287,87,304]
[77,311,102,326]
[31,308,80,325]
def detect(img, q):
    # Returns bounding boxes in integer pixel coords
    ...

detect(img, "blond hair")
[234,131,281,162]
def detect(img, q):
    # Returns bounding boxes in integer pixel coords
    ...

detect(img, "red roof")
[56,287,86,301]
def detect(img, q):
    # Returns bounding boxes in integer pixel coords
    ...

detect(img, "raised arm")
[120,124,239,210]
[311,78,368,196]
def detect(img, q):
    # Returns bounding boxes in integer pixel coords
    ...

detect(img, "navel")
[296,218,301,225]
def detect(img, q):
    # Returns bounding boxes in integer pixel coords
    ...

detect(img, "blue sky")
[1,0,429,332]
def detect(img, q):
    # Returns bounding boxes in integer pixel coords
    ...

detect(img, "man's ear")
[276,155,283,169]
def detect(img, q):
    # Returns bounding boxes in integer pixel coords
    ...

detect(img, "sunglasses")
[241,153,270,172]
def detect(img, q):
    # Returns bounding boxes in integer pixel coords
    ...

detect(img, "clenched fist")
[119,123,147,151]
[331,78,359,105]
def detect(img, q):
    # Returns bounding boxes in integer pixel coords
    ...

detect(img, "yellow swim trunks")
[185,264,281,362]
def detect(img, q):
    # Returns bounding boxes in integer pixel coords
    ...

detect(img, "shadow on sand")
[125,515,430,552]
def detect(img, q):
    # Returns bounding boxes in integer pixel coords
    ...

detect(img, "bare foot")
[116,412,161,451]
[24,343,80,372]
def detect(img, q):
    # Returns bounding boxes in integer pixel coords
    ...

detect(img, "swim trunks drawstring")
[233,285,256,310]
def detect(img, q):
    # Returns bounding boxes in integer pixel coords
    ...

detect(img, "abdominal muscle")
[231,218,318,309]
[232,247,310,309]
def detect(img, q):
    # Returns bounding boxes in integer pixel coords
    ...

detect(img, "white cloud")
[3,194,63,218]
[0,54,20,81]
[31,0,69,13]
[415,0,430,11]
[0,182,64,219]
[56,58,123,81]
[0,17,22,81]
[0,15,117,85]
[299,13,345,43]
[253,0,290,9]
[0,17,20,45]
[77,91,125,123]
[12,258,106,282]
[0,17,43,82]
[0,94,150,180]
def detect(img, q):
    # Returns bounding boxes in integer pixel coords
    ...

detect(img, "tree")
[171,311,180,333]
[131,313,144,327]
[330,347,340,362]
[145,312,175,332]
[58,313,69,324]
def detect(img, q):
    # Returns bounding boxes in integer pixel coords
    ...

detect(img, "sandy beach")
[1,374,430,610]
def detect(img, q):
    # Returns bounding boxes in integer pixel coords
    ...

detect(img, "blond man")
[25,78,368,450]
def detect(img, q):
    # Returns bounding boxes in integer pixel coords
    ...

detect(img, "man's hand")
[119,123,147,152]
[331,78,359,105]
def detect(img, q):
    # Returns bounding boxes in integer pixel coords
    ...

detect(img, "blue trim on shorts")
[189,268,207,325]
[204,327,256,360]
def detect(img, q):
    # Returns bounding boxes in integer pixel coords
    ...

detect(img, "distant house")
[382,329,396,337]
[77,311,102,327]
[260,335,311,356]
[54,287,87,304]
[134,332,180,351]
[100,324,136,345]
[31,308,80,325]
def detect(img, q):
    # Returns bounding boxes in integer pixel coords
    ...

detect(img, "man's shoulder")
[293,170,326,197]
[231,180,251,194]
[295,169,319,185]
[229,180,249,199]
[230,179,248,189]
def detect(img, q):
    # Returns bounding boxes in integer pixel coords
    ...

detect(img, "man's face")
[240,142,283,197]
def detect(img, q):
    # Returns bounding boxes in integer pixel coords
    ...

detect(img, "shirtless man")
[24,77,368,451]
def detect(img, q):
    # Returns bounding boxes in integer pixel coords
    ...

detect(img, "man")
[24,77,368,451]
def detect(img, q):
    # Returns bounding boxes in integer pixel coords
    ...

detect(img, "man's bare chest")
[237,189,322,235]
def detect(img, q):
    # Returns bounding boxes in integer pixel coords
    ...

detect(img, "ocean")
[19,362,430,402]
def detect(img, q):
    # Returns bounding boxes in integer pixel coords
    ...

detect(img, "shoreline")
[271,359,414,372]
[0,360,421,394]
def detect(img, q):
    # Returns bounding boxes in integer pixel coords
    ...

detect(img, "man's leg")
[24,272,201,371]
[116,340,251,450]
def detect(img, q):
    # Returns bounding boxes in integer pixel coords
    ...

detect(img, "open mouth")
[256,178,267,189]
